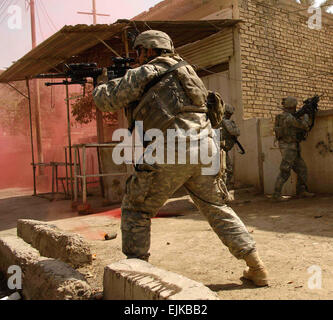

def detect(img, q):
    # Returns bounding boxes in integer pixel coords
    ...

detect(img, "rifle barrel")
[35,73,67,79]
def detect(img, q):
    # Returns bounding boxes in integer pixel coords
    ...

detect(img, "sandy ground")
[0,187,332,300]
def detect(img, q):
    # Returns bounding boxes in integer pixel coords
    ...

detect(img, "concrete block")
[17,219,92,268]
[103,259,219,300]
[0,236,92,300]
[0,235,40,273]
[23,258,92,300]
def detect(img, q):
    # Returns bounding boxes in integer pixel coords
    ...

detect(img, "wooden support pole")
[30,0,44,175]
[26,78,37,196]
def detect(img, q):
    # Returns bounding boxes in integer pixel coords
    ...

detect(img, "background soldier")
[272,96,315,200]
[93,30,269,286]
[220,104,240,189]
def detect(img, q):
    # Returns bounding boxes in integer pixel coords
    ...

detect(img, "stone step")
[104,259,219,300]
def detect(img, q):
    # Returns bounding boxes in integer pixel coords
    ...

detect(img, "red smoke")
[0,80,99,193]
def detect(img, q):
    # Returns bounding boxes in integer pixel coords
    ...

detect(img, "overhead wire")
[39,0,58,32]
[0,0,21,26]
[36,0,53,35]
[35,0,45,41]
[0,0,10,17]
[251,0,333,28]
[0,0,11,24]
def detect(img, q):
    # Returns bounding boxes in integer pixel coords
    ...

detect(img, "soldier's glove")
[97,67,108,85]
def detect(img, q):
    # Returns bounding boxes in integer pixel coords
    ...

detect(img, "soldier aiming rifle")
[272,95,320,201]
[93,30,269,287]
[35,57,134,87]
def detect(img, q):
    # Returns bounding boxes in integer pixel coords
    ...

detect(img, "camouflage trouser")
[121,162,256,261]
[222,152,233,187]
[274,146,308,195]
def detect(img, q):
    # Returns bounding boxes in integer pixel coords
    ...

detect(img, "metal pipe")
[65,81,74,199]
[82,146,87,204]
[64,147,68,197]
[74,147,78,202]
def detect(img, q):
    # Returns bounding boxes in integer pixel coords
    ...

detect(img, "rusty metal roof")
[0,19,240,83]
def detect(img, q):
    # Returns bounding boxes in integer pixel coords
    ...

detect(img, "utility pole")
[77,0,110,25]
[78,0,110,143]
[29,0,44,174]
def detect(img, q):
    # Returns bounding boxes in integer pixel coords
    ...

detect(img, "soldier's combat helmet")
[225,103,235,115]
[134,30,174,53]
[282,96,298,110]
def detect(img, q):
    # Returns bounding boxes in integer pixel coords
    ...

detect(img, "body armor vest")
[126,55,208,133]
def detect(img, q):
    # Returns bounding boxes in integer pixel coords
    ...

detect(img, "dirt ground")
[0,187,332,300]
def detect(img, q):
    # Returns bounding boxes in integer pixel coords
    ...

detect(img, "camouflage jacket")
[93,54,210,140]
[220,119,240,152]
[274,112,310,149]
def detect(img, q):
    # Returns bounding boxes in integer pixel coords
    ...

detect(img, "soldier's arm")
[92,64,160,112]
[222,119,240,137]
[286,113,310,131]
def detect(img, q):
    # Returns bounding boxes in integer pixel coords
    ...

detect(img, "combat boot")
[243,251,269,287]
[271,192,281,201]
[298,191,315,198]
[271,193,288,202]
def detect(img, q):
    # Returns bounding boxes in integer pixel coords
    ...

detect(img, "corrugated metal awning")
[177,28,234,69]
[0,19,240,83]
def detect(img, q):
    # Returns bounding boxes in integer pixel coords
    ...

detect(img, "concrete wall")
[234,118,261,189]
[235,111,333,194]
[302,111,333,193]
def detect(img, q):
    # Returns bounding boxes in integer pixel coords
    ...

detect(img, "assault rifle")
[220,121,245,154]
[294,94,321,141]
[35,57,134,87]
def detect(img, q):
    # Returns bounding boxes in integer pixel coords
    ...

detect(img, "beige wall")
[234,118,261,189]
[302,111,333,193]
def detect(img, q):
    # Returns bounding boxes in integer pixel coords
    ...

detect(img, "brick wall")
[238,0,333,119]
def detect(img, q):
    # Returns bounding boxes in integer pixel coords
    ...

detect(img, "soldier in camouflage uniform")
[272,96,315,200]
[220,104,240,189]
[93,30,269,286]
